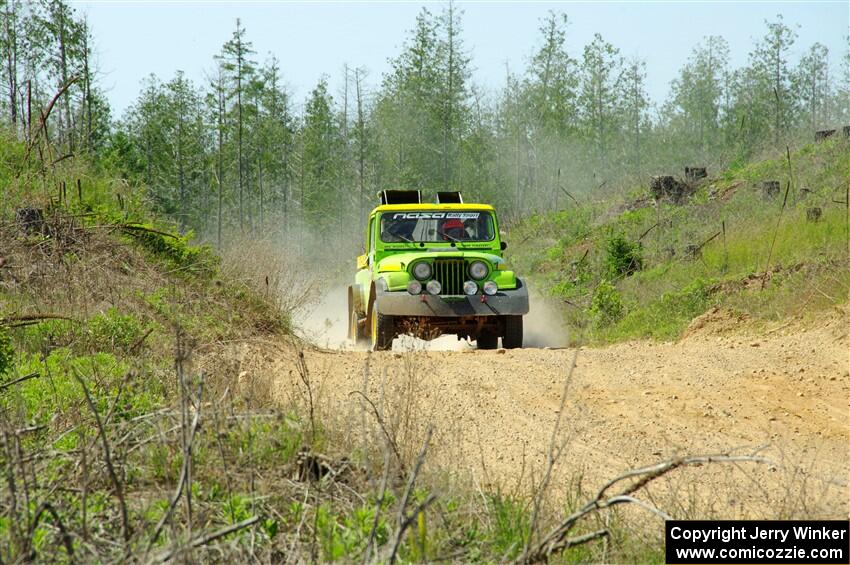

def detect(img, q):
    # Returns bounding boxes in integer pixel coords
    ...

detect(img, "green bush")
[86,308,145,353]
[123,225,218,275]
[86,307,144,353]
[604,232,643,279]
[590,280,624,326]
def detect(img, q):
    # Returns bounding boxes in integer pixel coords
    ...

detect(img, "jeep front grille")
[433,259,466,296]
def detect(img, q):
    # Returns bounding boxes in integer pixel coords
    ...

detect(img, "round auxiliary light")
[483,281,498,296]
[469,260,489,280]
[407,280,422,295]
[463,280,478,295]
[412,261,432,280]
[426,280,442,295]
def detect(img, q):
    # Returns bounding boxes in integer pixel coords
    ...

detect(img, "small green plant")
[590,280,624,326]
[486,493,530,559]
[86,308,145,353]
[604,232,643,279]
[0,326,13,379]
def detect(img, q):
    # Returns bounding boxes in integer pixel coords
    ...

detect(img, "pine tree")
[1,0,21,131]
[301,78,342,222]
[621,58,650,174]
[666,36,730,159]
[579,33,624,169]
[437,0,470,189]
[216,18,256,233]
[794,43,830,132]
[751,15,798,143]
[524,11,579,208]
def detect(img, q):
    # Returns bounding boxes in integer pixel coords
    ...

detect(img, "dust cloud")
[295,285,352,349]
[523,290,571,348]
[296,284,570,351]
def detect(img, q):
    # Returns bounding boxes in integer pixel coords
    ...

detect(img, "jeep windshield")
[380,211,495,243]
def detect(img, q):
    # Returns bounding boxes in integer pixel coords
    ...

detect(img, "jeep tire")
[371,311,395,351]
[477,333,498,350]
[350,310,367,345]
[502,315,523,349]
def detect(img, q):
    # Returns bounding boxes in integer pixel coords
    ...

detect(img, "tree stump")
[843,126,850,138]
[806,207,822,222]
[684,244,701,260]
[685,167,707,182]
[15,208,45,235]
[762,181,780,199]
[815,129,836,142]
[650,175,691,204]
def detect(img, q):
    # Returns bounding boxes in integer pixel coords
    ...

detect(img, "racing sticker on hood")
[391,212,480,220]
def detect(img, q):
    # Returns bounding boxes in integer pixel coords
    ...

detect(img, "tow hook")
[480,295,487,303]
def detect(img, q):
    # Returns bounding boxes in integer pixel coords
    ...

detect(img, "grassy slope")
[510,137,850,344]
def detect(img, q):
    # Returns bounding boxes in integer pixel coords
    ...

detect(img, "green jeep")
[348,190,529,351]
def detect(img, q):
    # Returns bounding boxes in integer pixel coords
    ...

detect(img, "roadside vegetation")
[511,137,850,344]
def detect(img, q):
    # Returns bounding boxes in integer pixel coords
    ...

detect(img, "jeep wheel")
[502,315,523,349]
[350,310,367,345]
[477,333,498,350]
[371,311,395,351]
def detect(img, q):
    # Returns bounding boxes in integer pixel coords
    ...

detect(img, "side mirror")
[356,254,369,270]
[500,241,508,251]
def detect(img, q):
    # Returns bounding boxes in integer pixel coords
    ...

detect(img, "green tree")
[751,15,798,143]
[376,7,442,190]
[523,11,580,208]
[300,78,343,224]
[216,18,256,233]
[1,0,22,130]
[38,0,84,152]
[525,11,578,140]
[258,56,296,231]
[164,72,206,232]
[579,33,624,169]
[621,58,650,174]
[794,43,831,132]
[351,66,374,223]
[436,0,470,189]
[665,36,730,159]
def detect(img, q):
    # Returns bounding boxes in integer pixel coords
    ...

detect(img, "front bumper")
[374,278,529,317]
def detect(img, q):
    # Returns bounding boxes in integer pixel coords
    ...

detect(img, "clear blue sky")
[74,1,849,116]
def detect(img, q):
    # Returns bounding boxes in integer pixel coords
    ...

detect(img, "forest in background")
[1,0,848,249]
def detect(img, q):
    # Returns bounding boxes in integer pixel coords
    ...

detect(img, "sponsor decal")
[392,212,481,220]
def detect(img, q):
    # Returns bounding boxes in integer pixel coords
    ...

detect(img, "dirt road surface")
[263,305,849,519]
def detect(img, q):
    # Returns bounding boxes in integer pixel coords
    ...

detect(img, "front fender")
[376,271,411,292]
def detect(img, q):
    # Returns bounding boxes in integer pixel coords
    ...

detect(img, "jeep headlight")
[412,261,432,280]
[469,260,489,280]
[463,281,478,295]
[407,280,422,295]
[483,281,498,295]
[425,280,441,295]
